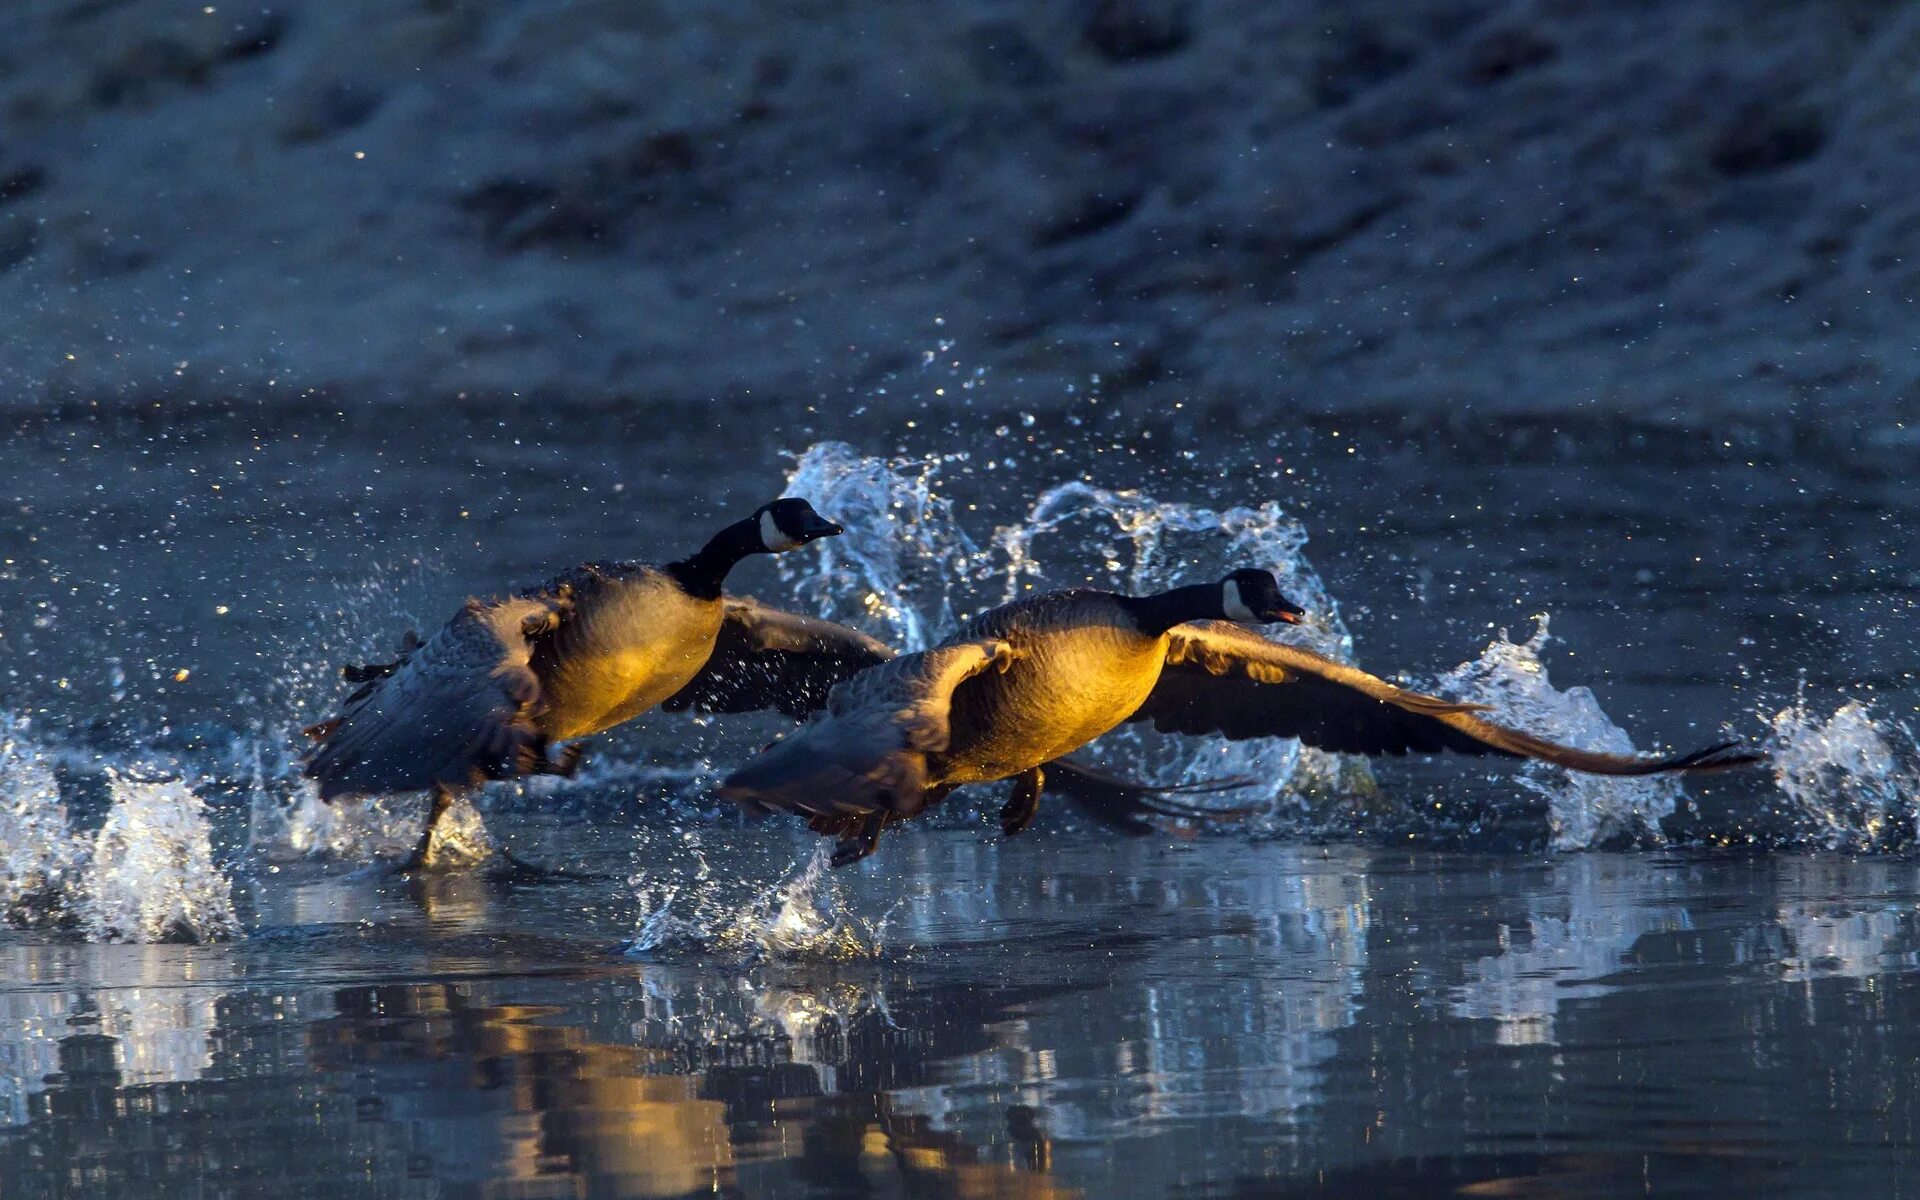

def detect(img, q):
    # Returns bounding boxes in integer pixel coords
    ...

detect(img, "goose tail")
[1044,758,1255,835]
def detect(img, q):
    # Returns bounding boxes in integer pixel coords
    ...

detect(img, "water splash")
[998,481,1352,661]
[231,720,499,869]
[420,794,497,868]
[239,764,429,865]
[0,715,84,925]
[1765,695,1919,850]
[1433,616,1679,851]
[79,774,239,943]
[779,441,995,649]
[629,838,886,961]
[0,715,239,940]
[230,561,455,866]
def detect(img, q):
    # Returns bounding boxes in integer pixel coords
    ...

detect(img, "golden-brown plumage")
[940,593,1166,782]
[527,565,725,741]
[301,498,867,870]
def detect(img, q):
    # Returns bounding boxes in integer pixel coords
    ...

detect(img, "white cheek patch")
[760,509,803,552]
[1221,580,1259,623]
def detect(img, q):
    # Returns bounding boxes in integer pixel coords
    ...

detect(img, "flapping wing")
[717,639,1016,819]
[1134,622,1761,775]
[303,595,569,799]
[661,596,895,719]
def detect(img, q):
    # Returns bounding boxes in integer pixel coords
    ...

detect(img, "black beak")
[808,518,845,538]
[1263,598,1306,624]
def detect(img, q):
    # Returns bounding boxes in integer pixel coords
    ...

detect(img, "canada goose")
[719,569,1764,864]
[303,498,891,870]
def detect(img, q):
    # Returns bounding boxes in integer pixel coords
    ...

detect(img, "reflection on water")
[1,841,1919,1197]
[1451,856,1695,1044]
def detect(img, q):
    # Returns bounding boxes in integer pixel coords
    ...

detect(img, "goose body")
[302,498,885,869]
[525,564,725,741]
[721,569,1766,865]
[939,592,1168,783]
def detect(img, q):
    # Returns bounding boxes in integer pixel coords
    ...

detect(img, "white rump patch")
[1221,580,1258,624]
[760,509,802,552]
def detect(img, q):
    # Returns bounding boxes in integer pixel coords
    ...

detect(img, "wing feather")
[303,595,567,799]
[660,596,895,719]
[717,639,1016,818]
[1136,622,1761,775]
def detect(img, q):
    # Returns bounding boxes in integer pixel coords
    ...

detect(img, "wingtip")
[1664,739,1768,772]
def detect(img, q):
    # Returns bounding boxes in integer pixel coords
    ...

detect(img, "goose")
[303,498,892,870]
[719,569,1765,865]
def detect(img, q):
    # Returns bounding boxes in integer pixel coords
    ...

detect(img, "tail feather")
[1044,758,1256,835]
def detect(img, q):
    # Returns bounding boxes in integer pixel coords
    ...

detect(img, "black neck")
[666,517,765,600]
[1122,582,1221,635]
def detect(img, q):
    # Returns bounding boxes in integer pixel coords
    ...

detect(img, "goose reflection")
[308,978,1079,1198]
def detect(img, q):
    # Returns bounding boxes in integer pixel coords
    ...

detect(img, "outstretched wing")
[1133,622,1761,774]
[661,597,895,719]
[717,639,1016,819]
[303,595,569,799]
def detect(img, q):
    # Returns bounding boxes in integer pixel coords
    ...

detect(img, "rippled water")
[4,841,1920,1198]
[2,402,1918,1195]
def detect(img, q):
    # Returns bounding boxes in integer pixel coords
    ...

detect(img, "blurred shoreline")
[3,1,1914,423]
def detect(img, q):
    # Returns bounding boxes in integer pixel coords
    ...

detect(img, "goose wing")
[661,596,896,719]
[718,639,1016,819]
[303,595,569,799]
[1132,622,1760,774]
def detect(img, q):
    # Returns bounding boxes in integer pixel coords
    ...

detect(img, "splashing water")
[1433,617,1679,851]
[420,794,497,868]
[0,716,84,925]
[225,561,456,866]
[0,716,239,940]
[779,441,996,649]
[79,774,239,943]
[1765,696,1919,850]
[629,839,886,961]
[248,780,401,863]
[998,481,1353,662]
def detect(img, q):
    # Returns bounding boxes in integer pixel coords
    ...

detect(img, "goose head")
[1218,569,1304,625]
[757,498,845,553]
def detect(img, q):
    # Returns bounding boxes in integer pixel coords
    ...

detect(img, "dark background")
[2,0,1915,442]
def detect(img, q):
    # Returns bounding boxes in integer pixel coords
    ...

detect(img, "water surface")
[4,839,1920,1197]
[2,405,1916,1196]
